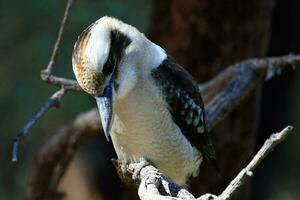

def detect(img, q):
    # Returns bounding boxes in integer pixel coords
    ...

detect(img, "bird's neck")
[115,77,164,118]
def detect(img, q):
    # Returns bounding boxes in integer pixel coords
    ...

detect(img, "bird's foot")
[111,158,152,185]
[130,159,151,181]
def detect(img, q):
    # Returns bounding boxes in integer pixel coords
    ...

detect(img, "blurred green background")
[0,0,299,199]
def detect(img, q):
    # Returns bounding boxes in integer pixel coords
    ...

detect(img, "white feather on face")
[73,16,167,99]
[85,24,111,73]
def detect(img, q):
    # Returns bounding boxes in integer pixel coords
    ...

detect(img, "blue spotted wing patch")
[164,84,206,135]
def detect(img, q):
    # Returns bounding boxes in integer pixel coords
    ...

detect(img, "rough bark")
[148,0,274,198]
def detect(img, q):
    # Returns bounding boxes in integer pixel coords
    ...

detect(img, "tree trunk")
[148,0,274,199]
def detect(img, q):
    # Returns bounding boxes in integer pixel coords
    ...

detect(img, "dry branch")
[11,0,77,162]
[39,0,81,91]
[40,73,81,91]
[11,89,66,162]
[204,55,300,130]
[42,0,74,74]
[219,126,293,199]
[41,0,79,91]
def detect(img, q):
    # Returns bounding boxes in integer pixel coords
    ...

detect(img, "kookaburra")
[72,16,216,185]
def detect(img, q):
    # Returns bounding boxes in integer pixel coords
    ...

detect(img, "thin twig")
[42,0,75,74]
[11,89,66,162]
[40,73,81,91]
[12,0,79,162]
[218,126,293,200]
[38,0,81,92]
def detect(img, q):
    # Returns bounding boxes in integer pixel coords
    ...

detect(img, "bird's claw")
[111,158,152,184]
[131,159,151,181]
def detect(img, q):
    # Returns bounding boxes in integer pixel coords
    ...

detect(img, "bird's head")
[72,16,166,141]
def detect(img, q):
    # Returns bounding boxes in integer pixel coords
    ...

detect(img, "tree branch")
[42,0,75,74]
[112,159,197,200]
[219,126,293,200]
[38,0,82,92]
[11,0,78,162]
[40,73,81,91]
[11,88,66,162]
[203,55,300,130]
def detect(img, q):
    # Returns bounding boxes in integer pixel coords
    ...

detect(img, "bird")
[72,16,216,185]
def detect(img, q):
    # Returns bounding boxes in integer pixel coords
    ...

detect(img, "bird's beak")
[95,74,115,142]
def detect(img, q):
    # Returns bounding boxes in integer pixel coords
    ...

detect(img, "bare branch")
[40,73,81,91]
[42,0,75,74]
[11,0,79,162]
[218,125,293,200]
[11,88,66,162]
[38,0,81,92]
[204,55,300,131]
[200,54,300,101]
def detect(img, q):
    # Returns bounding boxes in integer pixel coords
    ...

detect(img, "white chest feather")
[110,78,202,185]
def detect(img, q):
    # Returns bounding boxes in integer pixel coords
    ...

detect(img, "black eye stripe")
[102,29,131,76]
